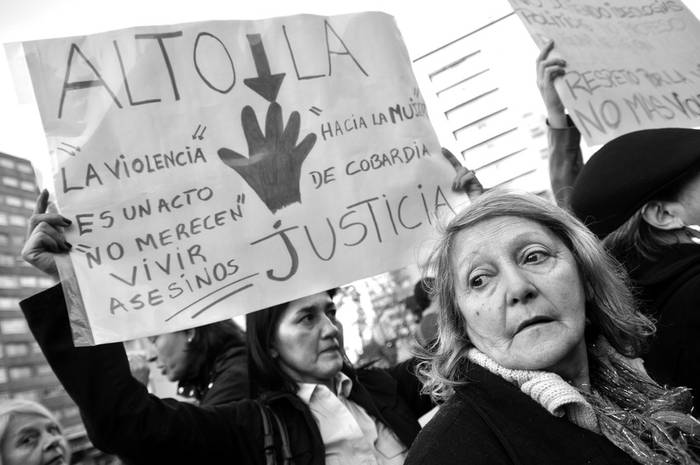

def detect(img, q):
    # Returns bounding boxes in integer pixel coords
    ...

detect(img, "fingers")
[241,105,265,154]
[441,148,462,170]
[265,102,283,143]
[32,221,71,252]
[217,147,248,168]
[281,111,301,153]
[28,213,71,236]
[33,189,49,215]
[292,132,317,163]
[536,39,555,64]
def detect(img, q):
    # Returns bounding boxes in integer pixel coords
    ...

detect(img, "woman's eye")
[18,434,37,447]
[469,274,487,289]
[524,250,548,264]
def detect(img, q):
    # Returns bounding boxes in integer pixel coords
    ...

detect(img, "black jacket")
[406,363,635,465]
[625,244,700,414]
[22,285,431,465]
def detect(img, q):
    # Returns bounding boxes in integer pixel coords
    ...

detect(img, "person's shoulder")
[406,394,510,465]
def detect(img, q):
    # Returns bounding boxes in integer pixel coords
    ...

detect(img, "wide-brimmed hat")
[571,128,700,238]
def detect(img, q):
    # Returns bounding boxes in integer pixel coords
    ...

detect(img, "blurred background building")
[0,150,116,464]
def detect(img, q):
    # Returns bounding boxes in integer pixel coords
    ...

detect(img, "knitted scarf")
[467,339,700,465]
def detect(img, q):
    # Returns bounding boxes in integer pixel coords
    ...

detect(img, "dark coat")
[178,341,250,406]
[22,285,431,465]
[625,243,700,414]
[405,363,635,465]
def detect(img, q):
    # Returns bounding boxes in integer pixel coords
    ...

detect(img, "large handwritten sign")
[15,13,461,345]
[509,0,700,145]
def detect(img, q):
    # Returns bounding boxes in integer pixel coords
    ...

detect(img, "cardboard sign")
[509,0,700,145]
[14,12,461,344]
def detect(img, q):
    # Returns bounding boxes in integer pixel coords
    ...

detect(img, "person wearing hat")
[570,128,700,416]
[538,41,700,414]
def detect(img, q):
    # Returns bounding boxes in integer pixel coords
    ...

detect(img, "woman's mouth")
[44,453,66,465]
[515,316,554,334]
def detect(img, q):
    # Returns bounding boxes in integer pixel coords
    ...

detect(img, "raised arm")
[19,192,263,465]
[537,41,583,209]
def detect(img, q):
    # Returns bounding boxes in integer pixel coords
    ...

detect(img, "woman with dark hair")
[18,192,432,464]
[148,320,249,405]
[407,190,699,465]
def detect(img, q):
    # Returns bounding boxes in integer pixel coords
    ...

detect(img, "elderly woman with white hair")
[0,399,70,465]
[406,191,700,465]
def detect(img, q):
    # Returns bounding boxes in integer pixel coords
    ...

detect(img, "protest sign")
[12,12,461,345]
[508,0,700,145]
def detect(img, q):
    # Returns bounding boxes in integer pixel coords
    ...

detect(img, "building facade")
[0,151,115,464]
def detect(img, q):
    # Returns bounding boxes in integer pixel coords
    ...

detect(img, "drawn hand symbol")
[218,102,317,213]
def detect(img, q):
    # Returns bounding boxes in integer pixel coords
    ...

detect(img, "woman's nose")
[321,315,340,338]
[42,432,61,451]
[503,268,537,306]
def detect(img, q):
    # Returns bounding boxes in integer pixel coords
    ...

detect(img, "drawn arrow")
[243,34,285,102]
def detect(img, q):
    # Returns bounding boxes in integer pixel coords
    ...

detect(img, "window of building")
[2,177,18,188]
[38,277,55,287]
[62,406,79,419]
[18,276,37,288]
[11,235,24,247]
[16,164,33,174]
[0,159,15,170]
[30,342,41,354]
[12,390,39,401]
[0,298,19,309]
[4,343,28,357]
[8,366,32,380]
[0,369,7,384]
[0,234,8,246]
[5,196,21,207]
[0,213,7,226]
[0,277,18,289]
[35,364,53,376]
[0,319,28,335]
[0,254,14,267]
[9,215,25,227]
[23,200,35,210]
[19,181,35,192]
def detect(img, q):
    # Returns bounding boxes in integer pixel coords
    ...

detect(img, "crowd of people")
[2,40,700,465]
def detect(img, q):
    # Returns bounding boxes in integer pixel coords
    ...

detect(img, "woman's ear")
[640,201,686,230]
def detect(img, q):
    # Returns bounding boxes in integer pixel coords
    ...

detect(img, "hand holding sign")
[21,189,71,280]
[441,148,484,200]
[536,41,568,129]
[218,102,317,213]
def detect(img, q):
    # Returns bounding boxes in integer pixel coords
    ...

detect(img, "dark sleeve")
[201,347,250,406]
[21,285,264,465]
[384,358,434,417]
[547,118,583,210]
[654,279,700,415]
[405,397,512,465]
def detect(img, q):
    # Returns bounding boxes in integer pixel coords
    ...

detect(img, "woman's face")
[451,216,588,376]
[272,292,344,385]
[151,330,191,382]
[1,413,70,465]
[675,169,700,226]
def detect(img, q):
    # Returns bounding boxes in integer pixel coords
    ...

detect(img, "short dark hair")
[185,320,246,384]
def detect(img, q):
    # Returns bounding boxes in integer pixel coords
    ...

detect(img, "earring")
[684,224,700,244]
